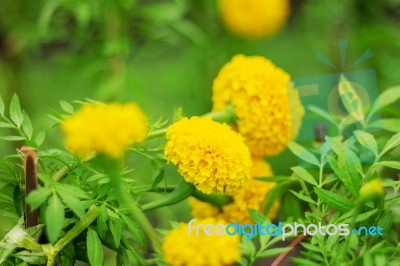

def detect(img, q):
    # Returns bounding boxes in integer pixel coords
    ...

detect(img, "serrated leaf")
[292,166,318,186]
[307,105,337,125]
[9,95,24,127]
[57,184,89,199]
[368,85,400,118]
[288,142,320,166]
[339,75,365,122]
[0,94,4,115]
[257,247,292,258]
[59,100,74,114]
[87,228,103,266]
[57,189,85,218]
[120,214,147,248]
[380,132,400,156]
[97,204,108,238]
[46,193,65,244]
[290,190,317,205]
[26,187,52,211]
[354,130,378,158]
[314,187,354,212]
[109,219,122,248]
[329,140,361,195]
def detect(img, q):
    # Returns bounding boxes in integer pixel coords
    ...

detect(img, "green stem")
[109,175,162,250]
[52,165,71,182]
[192,190,233,207]
[53,205,100,253]
[141,181,195,211]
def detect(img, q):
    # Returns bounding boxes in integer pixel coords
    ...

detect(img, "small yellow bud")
[359,178,384,201]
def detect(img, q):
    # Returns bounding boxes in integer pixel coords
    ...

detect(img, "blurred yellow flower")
[62,103,148,158]
[213,55,304,157]
[190,159,279,224]
[162,218,240,266]
[219,0,290,39]
[165,117,251,195]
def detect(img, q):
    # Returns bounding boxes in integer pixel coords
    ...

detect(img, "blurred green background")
[0,0,400,254]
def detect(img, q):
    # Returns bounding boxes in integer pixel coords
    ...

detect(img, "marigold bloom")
[62,103,148,158]
[190,159,279,224]
[162,218,240,266]
[219,0,289,39]
[213,55,304,157]
[165,117,251,195]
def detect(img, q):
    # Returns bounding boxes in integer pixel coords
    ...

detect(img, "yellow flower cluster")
[162,218,240,266]
[62,103,148,158]
[165,117,251,195]
[213,55,304,157]
[219,0,290,39]
[190,159,279,224]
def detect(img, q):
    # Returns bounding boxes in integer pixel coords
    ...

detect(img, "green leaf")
[288,142,320,166]
[46,193,65,244]
[314,187,354,212]
[97,204,108,238]
[56,189,85,218]
[368,119,400,133]
[0,135,25,141]
[109,219,122,248]
[9,94,24,128]
[21,112,33,140]
[0,94,4,115]
[87,228,103,266]
[291,166,318,186]
[120,214,147,248]
[248,209,266,224]
[290,190,317,205]
[354,130,378,158]
[57,184,89,199]
[380,132,400,156]
[376,161,400,170]
[307,105,337,125]
[26,187,52,211]
[329,139,361,195]
[59,100,74,115]
[0,122,14,128]
[338,75,365,122]
[34,131,46,147]
[368,85,400,119]
[257,247,292,258]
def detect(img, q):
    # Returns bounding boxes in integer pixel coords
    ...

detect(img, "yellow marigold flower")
[190,159,279,224]
[62,103,148,158]
[219,0,290,39]
[212,55,304,157]
[165,117,251,195]
[162,218,240,266]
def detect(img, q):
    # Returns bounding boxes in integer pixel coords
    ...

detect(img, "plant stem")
[52,165,70,182]
[271,234,307,266]
[109,176,162,250]
[53,205,100,253]
[192,190,233,207]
